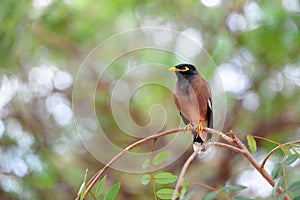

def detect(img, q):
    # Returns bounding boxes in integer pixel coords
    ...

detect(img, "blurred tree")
[0,0,299,199]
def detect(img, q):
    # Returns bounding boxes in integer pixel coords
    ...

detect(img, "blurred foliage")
[0,0,300,199]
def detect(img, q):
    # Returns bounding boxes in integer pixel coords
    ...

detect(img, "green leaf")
[156,188,179,200]
[182,179,190,190]
[143,158,151,169]
[153,152,169,165]
[294,196,300,200]
[279,144,291,156]
[154,172,177,184]
[233,196,253,200]
[288,180,300,194]
[202,191,219,200]
[284,154,298,165]
[180,191,193,200]
[103,182,121,200]
[180,188,187,200]
[79,182,86,200]
[278,192,285,200]
[272,177,282,197]
[141,174,151,185]
[83,169,88,182]
[180,179,190,200]
[79,169,88,200]
[246,135,257,153]
[220,185,247,193]
[271,164,282,179]
[94,175,106,197]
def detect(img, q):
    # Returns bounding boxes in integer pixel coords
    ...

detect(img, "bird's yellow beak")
[168,67,178,71]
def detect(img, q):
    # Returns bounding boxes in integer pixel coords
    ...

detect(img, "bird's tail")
[192,130,212,153]
[193,130,204,143]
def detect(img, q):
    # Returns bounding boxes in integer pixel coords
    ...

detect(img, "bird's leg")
[196,120,203,139]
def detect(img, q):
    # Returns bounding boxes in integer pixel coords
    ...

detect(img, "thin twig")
[190,182,231,199]
[75,127,185,200]
[171,141,241,200]
[204,127,234,144]
[151,139,157,200]
[172,151,198,200]
[261,140,300,169]
[189,182,217,191]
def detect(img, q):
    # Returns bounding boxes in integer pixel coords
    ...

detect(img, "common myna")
[169,64,213,152]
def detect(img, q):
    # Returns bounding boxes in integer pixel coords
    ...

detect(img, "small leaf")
[246,135,257,153]
[79,183,86,200]
[272,177,282,197]
[103,182,121,200]
[94,175,106,197]
[180,188,187,200]
[202,191,219,200]
[83,169,88,182]
[284,154,298,165]
[278,192,285,200]
[154,172,177,184]
[279,144,291,156]
[288,180,300,194]
[180,180,190,200]
[153,152,169,165]
[180,191,193,200]
[143,158,151,169]
[156,188,179,200]
[79,169,88,200]
[271,163,282,179]
[141,174,151,185]
[220,185,247,193]
[182,179,190,191]
[233,196,254,200]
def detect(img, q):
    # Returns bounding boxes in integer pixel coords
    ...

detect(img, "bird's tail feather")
[192,130,204,143]
[192,130,212,154]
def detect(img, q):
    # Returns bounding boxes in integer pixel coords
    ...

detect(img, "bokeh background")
[0,0,300,199]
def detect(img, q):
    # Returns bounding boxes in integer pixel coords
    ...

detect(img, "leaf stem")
[151,139,157,200]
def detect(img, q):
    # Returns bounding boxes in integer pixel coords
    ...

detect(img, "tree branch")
[172,128,291,200]
[75,127,185,200]
[76,127,293,200]
[172,151,197,200]
[261,140,300,169]
[209,130,290,200]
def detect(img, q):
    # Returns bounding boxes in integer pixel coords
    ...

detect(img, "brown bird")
[169,64,213,152]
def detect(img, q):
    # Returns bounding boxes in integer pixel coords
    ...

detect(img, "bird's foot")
[184,123,193,131]
[184,123,194,136]
[196,120,203,138]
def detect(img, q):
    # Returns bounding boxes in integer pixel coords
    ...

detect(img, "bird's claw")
[184,123,193,131]
[196,121,203,138]
[184,123,194,136]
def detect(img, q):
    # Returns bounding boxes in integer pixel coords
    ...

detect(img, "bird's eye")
[181,66,189,72]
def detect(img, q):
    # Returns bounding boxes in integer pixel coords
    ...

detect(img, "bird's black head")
[169,64,198,79]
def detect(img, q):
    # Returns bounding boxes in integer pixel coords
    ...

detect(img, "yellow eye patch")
[168,66,189,72]
[180,66,189,72]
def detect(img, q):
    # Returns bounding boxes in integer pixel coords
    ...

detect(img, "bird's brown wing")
[174,91,191,124]
[189,77,213,142]
[189,77,211,122]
